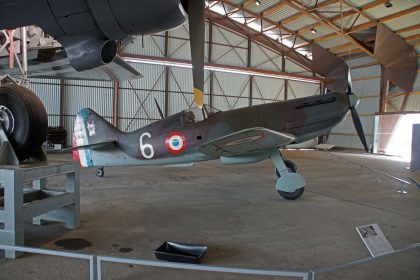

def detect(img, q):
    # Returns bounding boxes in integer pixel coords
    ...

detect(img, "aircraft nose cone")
[348,94,360,108]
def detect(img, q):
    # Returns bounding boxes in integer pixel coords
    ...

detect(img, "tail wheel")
[275,160,304,200]
[96,167,104,177]
[0,85,48,161]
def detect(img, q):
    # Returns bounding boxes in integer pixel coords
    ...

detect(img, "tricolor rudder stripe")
[73,108,94,167]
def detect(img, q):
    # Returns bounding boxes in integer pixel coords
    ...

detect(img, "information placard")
[356,224,394,257]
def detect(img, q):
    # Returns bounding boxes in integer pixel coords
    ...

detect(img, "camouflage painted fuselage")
[74,92,350,167]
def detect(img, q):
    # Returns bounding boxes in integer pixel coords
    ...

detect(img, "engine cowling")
[58,36,117,71]
[88,0,188,39]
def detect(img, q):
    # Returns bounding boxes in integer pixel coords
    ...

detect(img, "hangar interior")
[0,0,419,279]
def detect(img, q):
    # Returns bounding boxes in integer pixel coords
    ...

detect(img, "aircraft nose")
[348,94,360,108]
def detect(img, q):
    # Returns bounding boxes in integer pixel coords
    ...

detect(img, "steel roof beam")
[205,9,316,72]
[216,0,311,49]
[262,2,287,17]
[285,0,373,55]
[306,0,339,12]
[245,2,289,25]
[121,53,326,83]
[396,24,420,35]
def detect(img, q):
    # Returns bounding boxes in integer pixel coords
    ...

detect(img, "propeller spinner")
[347,71,369,153]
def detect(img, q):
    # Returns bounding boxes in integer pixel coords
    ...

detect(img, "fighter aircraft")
[0,0,206,160]
[72,73,369,200]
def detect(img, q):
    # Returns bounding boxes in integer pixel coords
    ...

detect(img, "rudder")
[73,108,120,167]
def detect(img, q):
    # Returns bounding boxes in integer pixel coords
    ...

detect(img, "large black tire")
[276,160,305,200]
[0,84,48,161]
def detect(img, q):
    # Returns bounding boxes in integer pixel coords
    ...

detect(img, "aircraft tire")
[276,160,304,200]
[96,167,104,177]
[0,84,47,161]
[278,187,304,200]
[275,159,297,177]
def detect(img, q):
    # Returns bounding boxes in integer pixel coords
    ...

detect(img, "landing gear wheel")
[96,167,104,177]
[0,85,48,161]
[275,160,304,200]
[275,160,297,178]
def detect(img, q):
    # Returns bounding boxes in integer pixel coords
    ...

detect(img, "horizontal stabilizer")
[199,127,295,157]
[63,141,117,152]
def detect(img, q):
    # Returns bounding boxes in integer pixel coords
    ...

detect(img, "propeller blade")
[347,69,352,96]
[350,107,369,153]
[188,0,205,108]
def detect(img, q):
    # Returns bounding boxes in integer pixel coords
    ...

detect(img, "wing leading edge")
[199,127,295,157]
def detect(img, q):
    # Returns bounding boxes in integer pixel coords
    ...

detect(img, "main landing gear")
[271,151,305,200]
[0,84,48,161]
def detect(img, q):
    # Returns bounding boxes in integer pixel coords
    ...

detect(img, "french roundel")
[165,132,187,154]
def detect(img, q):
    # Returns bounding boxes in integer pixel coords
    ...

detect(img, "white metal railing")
[328,152,420,193]
[1,243,419,280]
[97,256,310,280]
[0,245,95,280]
[310,243,420,279]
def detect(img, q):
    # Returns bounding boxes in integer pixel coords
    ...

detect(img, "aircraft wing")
[199,128,295,157]
[0,48,141,81]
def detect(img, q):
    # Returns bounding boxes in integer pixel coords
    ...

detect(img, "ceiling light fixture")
[123,56,321,84]
[310,27,317,34]
[384,1,392,8]
[255,0,261,6]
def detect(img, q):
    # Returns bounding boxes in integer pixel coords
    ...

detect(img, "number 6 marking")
[139,132,154,159]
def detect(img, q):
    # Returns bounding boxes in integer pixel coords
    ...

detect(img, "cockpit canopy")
[184,105,221,124]
[163,104,221,129]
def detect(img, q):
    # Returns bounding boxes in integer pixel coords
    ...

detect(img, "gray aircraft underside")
[0,0,188,72]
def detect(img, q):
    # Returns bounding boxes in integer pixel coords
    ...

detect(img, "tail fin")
[73,108,120,167]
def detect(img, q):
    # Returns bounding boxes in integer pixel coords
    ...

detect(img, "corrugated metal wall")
[30,78,61,127]
[30,21,320,146]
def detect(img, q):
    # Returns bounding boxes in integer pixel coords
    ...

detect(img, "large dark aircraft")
[0,0,369,201]
[72,76,369,200]
[0,0,206,160]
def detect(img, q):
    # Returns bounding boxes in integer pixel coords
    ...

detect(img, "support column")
[282,56,288,101]
[208,21,214,107]
[59,80,65,127]
[164,31,170,117]
[2,170,24,258]
[247,36,252,107]
[112,81,119,128]
[379,65,389,113]
[63,168,80,229]
[20,27,28,79]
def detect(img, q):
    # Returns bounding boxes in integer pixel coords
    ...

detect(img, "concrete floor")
[0,150,419,280]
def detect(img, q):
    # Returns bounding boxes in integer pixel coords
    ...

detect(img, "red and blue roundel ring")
[165,132,187,154]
